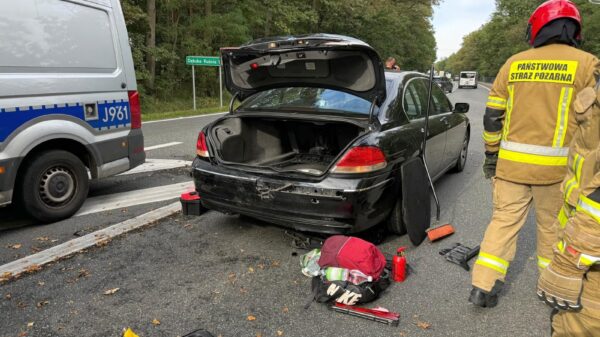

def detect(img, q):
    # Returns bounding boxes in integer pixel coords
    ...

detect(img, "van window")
[0,0,117,72]
[461,73,476,79]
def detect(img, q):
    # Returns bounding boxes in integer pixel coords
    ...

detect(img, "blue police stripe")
[0,100,130,142]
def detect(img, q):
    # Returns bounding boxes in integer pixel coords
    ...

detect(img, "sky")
[432,0,496,60]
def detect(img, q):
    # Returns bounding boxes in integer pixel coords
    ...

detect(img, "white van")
[0,0,144,222]
[458,71,478,89]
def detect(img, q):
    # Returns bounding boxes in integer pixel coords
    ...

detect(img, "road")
[0,84,552,337]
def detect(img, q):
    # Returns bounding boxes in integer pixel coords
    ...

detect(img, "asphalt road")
[0,84,553,337]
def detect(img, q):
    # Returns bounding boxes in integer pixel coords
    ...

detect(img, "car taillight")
[331,146,387,174]
[196,131,209,157]
[128,90,142,129]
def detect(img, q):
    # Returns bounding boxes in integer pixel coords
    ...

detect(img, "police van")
[458,71,478,89]
[0,0,144,222]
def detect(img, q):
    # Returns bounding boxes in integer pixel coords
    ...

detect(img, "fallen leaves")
[25,264,41,274]
[103,288,120,295]
[5,293,12,300]
[227,273,237,284]
[0,272,13,282]
[282,307,289,313]
[35,236,50,242]
[8,243,22,249]
[77,269,91,279]
[248,267,255,273]
[27,322,34,328]
[36,300,49,308]
[247,315,256,321]
[38,281,45,286]
[18,332,28,337]
[277,330,284,336]
[152,318,161,326]
[416,320,431,330]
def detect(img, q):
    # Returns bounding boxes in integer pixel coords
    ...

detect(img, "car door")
[403,78,447,177]
[430,84,467,169]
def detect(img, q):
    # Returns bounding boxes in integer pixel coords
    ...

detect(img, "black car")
[188,34,470,237]
[433,76,453,93]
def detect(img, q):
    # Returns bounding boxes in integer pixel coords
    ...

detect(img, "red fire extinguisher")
[392,247,407,282]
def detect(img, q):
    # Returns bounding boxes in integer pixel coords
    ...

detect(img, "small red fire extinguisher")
[392,247,407,282]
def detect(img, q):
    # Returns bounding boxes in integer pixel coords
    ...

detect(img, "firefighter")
[470,0,599,308]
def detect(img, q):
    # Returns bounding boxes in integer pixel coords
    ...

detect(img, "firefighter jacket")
[484,44,598,185]
[555,79,600,310]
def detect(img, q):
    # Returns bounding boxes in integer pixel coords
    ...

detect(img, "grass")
[141,95,231,122]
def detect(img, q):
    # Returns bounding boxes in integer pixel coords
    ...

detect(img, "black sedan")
[187,34,470,239]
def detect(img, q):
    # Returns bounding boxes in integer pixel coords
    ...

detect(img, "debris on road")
[331,303,400,326]
[36,300,49,308]
[247,315,256,321]
[439,243,480,271]
[152,318,161,326]
[8,243,22,249]
[103,287,120,295]
[416,320,432,330]
[123,328,140,337]
[426,224,456,242]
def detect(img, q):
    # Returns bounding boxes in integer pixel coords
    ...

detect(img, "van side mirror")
[454,103,469,113]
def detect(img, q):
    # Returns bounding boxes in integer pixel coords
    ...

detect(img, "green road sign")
[186,56,221,66]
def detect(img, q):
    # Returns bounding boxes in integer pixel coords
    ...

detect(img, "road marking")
[0,202,181,280]
[76,182,194,216]
[119,158,192,176]
[143,112,227,125]
[145,142,183,151]
[479,83,492,91]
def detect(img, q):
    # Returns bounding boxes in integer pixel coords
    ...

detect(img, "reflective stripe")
[558,205,571,229]
[553,87,573,148]
[564,153,584,201]
[483,131,502,143]
[579,254,600,267]
[500,141,569,157]
[475,252,509,274]
[499,141,568,166]
[487,96,507,109]
[538,256,551,269]
[502,85,515,141]
[557,240,566,254]
[577,195,600,224]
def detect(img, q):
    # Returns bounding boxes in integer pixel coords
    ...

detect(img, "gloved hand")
[482,152,498,179]
[537,242,587,311]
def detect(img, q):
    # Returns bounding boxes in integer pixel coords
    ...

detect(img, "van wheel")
[386,197,407,235]
[18,150,89,223]
[452,130,469,172]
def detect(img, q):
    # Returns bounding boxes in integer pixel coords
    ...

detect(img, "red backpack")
[318,235,387,280]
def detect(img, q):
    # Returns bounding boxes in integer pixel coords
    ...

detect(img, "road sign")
[186,56,221,67]
[187,56,223,110]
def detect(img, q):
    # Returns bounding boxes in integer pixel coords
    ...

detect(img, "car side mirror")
[454,103,469,113]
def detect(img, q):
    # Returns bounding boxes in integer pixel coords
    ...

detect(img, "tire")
[385,197,407,235]
[452,130,470,173]
[17,150,89,223]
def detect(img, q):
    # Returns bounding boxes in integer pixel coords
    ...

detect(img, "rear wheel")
[17,150,89,223]
[452,130,469,172]
[386,197,407,235]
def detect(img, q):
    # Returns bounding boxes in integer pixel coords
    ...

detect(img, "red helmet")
[527,0,582,46]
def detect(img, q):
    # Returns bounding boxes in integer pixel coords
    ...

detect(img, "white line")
[145,142,183,151]
[143,112,227,125]
[119,158,192,176]
[76,182,194,216]
[479,83,492,91]
[0,202,181,279]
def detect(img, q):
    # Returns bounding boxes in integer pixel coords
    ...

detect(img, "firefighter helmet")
[526,0,582,46]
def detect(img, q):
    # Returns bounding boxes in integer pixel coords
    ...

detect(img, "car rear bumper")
[190,158,398,233]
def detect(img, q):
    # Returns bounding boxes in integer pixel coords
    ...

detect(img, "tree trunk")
[146,0,156,90]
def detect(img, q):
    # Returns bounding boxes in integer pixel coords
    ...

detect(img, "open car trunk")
[210,116,365,176]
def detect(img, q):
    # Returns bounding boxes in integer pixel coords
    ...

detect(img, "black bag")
[307,268,391,308]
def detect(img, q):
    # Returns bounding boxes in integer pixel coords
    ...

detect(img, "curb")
[0,202,181,283]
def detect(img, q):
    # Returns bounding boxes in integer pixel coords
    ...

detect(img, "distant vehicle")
[184,34,471,236]
[458,71,478,89]
[0,0,144,222]
[433,76,453,93]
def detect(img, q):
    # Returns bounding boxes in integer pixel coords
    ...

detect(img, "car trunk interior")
[210,116,364,175]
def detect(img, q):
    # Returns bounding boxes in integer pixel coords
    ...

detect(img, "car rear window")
[461,73,476,79]
[240,87,371,114]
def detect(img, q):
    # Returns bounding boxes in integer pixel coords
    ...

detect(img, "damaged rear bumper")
[189,158,397,233]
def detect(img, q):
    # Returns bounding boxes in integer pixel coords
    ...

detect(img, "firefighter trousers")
[552,268,600,337]
[471,178,563,292]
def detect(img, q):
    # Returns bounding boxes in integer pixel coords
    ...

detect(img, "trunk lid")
[221,34,387,106]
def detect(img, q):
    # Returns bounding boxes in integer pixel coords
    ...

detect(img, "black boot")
[469,280,504,308]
